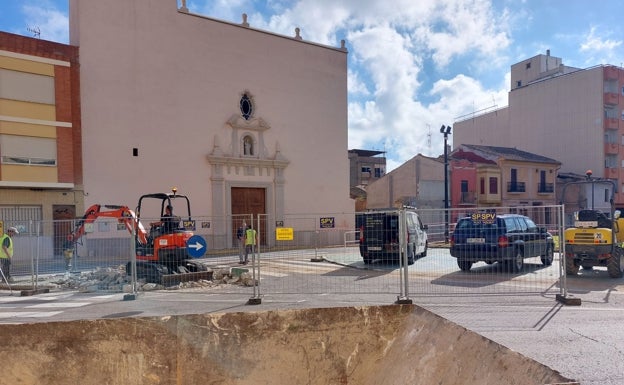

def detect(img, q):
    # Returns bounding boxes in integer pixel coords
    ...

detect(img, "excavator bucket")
[129,260,212,287]
[161,271,213,286]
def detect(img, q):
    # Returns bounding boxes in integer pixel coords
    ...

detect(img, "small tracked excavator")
[65,188,209,285]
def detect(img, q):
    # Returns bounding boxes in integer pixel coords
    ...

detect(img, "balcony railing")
[604,92,619,105]
[606,167,619,177]
[507,182,526,193]
[605,142,619,155]
[537,183,554,193]
[605,117,619,130]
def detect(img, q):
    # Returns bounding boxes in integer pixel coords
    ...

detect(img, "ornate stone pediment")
[207,91,288,178]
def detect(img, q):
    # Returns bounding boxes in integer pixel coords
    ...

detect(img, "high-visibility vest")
[245,228,256,246]
[0,234,13,259]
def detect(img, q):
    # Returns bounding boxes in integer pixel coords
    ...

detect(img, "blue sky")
[2,0,623,171]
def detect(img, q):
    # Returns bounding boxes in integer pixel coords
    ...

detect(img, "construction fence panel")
[411,205,565,299]
[4,206,567,307]
[250,212,404,300]
[5,219,134,292]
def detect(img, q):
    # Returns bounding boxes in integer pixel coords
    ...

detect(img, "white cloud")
[581,26,622,52]
[347,69,370,96]
[23,4,68,43]
[579,26,624,65]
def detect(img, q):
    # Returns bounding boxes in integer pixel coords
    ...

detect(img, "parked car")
[356,209,428,265]
[450,213,554,272]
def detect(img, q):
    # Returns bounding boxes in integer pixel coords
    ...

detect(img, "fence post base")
[20,288,50,296]
[247,297,262,305]
[123,293,138,301]
[556,294,581,306]
[395,297,413,305]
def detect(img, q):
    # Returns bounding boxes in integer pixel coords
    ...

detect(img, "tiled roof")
[450,149,496,164]
[457,144,561,164]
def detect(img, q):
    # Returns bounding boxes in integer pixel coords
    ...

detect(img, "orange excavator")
[65,188,209,285]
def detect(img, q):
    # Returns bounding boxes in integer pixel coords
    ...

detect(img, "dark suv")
[450,213,554,272]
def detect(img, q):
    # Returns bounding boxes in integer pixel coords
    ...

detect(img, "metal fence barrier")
[1,206,571,308]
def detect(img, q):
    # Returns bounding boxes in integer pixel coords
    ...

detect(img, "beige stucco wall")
[69,1,351,232]
[454,67,603,177]
[366,155,443,209]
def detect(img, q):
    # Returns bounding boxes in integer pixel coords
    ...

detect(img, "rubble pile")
[44,265,256,293]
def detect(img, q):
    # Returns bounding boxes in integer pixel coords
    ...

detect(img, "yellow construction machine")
[562,173,624,278]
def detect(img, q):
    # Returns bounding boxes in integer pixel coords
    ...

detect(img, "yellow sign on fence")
[276,227,294,241]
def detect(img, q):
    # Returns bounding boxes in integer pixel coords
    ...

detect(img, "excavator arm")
[66,204,149,248]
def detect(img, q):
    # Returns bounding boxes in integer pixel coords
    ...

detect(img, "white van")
[356,209,428,265]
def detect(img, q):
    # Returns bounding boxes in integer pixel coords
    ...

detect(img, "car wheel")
[407,247,415,265]
[540,244,554,266]
[457,260,472,271]
[607,247,624,278]
[510,249,524,273]
[565,255,580,275]
[421,241,428,258]
[363,257,372,265]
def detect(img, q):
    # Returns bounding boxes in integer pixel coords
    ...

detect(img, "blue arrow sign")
[186,235,207,258]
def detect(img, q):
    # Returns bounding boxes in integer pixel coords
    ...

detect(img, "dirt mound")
[0,305,575,385]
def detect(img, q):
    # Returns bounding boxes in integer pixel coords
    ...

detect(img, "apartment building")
[348,149,386,189]
[449,144,560,223]
[453,51,624,209]
[0,32,82,254]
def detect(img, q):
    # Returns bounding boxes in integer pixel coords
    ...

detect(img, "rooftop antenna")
[27,26,40,38]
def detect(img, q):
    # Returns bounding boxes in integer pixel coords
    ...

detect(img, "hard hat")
[8,227,18,234]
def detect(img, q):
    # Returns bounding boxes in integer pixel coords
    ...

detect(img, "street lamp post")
[440,125,452,243]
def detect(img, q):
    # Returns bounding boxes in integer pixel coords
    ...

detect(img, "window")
[525,62,531,69]
[361,166,371,173]
[545,207,552,225]
[505,218,518,232]
[0,135,56,166]
[480,177,485,194]
[524,217,537,232]
[239,93,253,120]
[489,177,498,194]
[374,167,384,178]
[0,205,42,236]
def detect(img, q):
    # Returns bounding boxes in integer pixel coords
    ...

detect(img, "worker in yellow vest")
[243,225,257,265]
[0,227,18,282]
